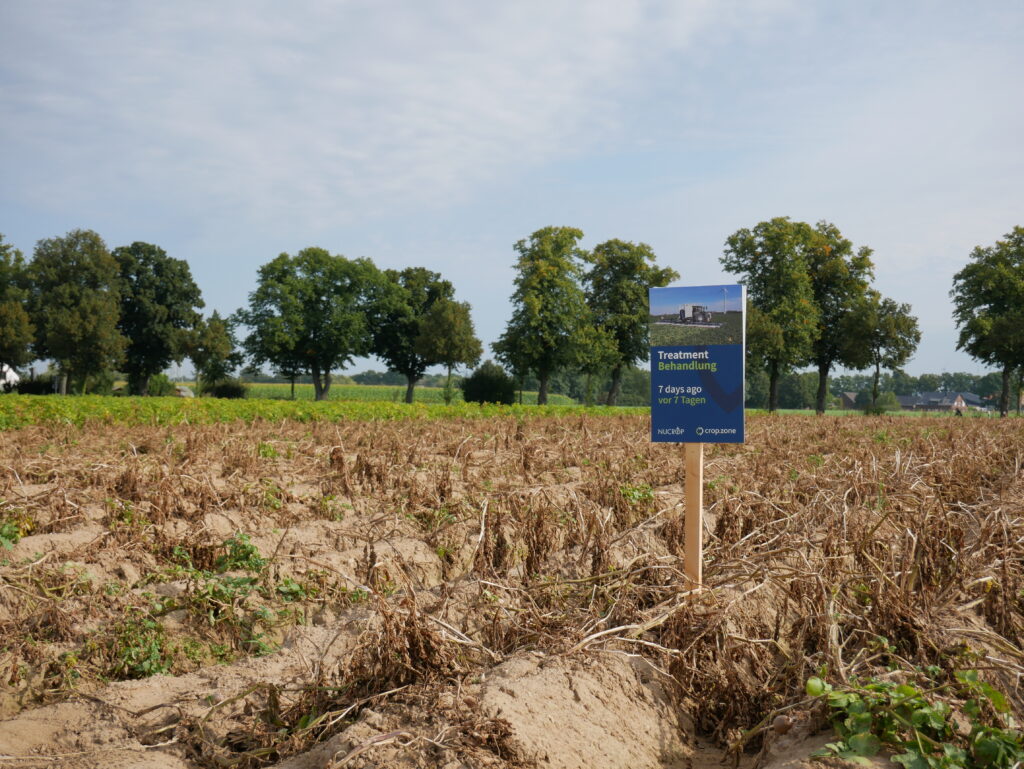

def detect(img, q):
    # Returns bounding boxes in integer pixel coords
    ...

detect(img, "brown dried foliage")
[1,413,1023,765]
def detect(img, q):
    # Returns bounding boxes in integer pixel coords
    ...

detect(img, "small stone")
[772,715,793,735]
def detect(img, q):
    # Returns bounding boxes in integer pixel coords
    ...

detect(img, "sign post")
[684,442,703,587]
[649,284,746,589]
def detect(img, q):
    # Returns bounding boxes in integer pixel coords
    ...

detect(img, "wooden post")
[684,442,704,589]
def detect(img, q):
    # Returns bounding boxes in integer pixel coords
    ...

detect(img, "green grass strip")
[0,394,640,429]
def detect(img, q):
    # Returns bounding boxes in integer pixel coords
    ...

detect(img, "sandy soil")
[1,413,1022,768]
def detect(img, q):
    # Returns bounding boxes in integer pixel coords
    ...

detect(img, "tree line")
[752,369,1014,412]
[1,223,1021,412]
[728,220,1024,417]
[0,231,484,402]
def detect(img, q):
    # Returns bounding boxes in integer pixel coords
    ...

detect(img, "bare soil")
[1,413,1022,768]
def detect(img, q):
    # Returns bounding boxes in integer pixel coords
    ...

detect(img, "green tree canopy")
[722,218,820,411]
[113,242,204,395]
[27,229,125,394]
[415,298,483,404]
[584,239,678,405]
[0,234,34,381]
[849,291,921,406]
[190,311,240,390]
[494,226,588,405]
[777,371,819,410]
[571,322,620,406]
[805,221,875,413]
[951,226,1024,416]
[371,267,454,403]
[236,248,388,400]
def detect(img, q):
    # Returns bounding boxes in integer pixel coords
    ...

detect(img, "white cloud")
[0,1,797,228]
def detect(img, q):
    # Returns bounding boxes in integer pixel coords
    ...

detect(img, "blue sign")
[649,284,745,443]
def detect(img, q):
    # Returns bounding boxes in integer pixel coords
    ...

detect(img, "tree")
[571,322,619,406]
[777,371,818,410]
[722,218,820,412]
[583,239,678,405]
[805,221,875,414]
[951,227,1024,417]
[113,242,204,395]
[850,292,921,406]
[371,267,454,404]
[975,371,1004,400]
[237,248,389,400]
[888,369,917,396]
[460,360,515,405]
[494,226,588,405]
[416,298,483,405]
[190,311,240,391]
[27,229,125,394]
[0,234,34,382]
[745,364,769,409]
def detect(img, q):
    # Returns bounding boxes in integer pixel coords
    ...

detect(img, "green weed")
[806,669,1024,769]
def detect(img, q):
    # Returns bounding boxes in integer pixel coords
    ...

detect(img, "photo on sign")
[648,284,744,347]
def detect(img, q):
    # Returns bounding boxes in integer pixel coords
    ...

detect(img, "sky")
[2,0,1022,377]
[650,285,744,316]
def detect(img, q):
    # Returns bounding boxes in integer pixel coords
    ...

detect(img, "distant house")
[959,392,984,409]
[839,392,858,410]
[896,394,921,410]
[0,367,19,393]
[906,391,986,412]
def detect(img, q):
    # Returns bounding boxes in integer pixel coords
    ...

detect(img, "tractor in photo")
[678,304,713,324]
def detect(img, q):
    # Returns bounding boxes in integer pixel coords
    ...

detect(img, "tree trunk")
[444,365,454,405]
[584,373,594,406]
[405,375,416,404]
[767,360,779,413]
[312,366,330,401]
[58,372,68,395]
[1000,364,1011,418]
[872,362,881,407]
[128,372,146,396]
[605,365,623,407]
[815,361,830,415]
[290,376,295,400]
[537,373,549,406]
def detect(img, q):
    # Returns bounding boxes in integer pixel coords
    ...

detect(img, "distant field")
[241,382,575,406]
[649,310,744,346]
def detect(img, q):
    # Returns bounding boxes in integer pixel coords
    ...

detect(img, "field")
[0,394,590,430]
[649,310,744,346]
[243,383,576,406]
[2,410,1024,768]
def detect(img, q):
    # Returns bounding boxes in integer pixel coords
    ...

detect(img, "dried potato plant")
[0,412,1022,767]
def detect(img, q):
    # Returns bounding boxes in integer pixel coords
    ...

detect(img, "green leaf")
[828,691,855,708]
[848,733,882,757]
[974,736,1005,766]
[979,682,1010,714]
[846,712,874,734]
[892,750,929,769]
[956,670,979,685]
[912,706,947,733]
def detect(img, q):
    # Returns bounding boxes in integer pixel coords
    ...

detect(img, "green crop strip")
[0,394,642,429]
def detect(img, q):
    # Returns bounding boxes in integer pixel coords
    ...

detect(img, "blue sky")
[650,285,744,316]
[2,1,1022,376]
